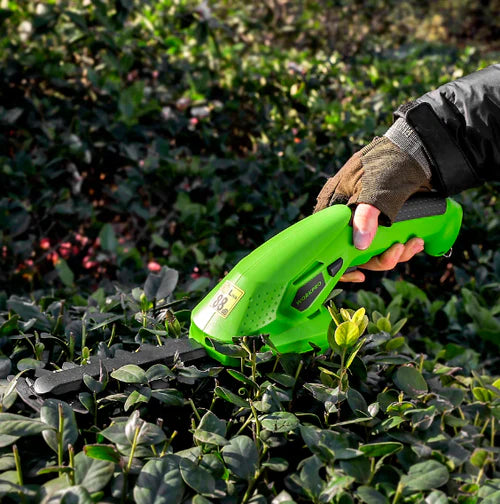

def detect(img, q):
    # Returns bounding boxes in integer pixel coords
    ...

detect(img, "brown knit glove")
[314,137,433,223]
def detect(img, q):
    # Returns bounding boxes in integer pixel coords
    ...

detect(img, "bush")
[1,0,498,300]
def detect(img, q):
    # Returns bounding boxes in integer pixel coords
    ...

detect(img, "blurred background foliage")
[0,0,498,329]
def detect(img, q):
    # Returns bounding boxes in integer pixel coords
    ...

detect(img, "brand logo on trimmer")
[292,273,325,311]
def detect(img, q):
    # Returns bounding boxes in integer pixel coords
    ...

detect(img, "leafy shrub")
[0,0,498,301]
[0,272,498,503]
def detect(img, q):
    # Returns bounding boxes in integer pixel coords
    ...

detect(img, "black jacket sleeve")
[394,64,500,195]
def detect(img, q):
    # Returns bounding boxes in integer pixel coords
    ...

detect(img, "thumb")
[353,203,380,250]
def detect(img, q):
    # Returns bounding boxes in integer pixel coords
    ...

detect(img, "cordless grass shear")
[16,193,462,405]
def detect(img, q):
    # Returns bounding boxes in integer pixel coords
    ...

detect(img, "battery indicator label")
[209,281,244,318]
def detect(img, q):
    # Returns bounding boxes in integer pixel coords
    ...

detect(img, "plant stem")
[81,314,87,351]
[236,413,254,436]
[366,457,376,486]
[13,445,23,486]
[392,482,404,504]
[189,398,201,422]
[57,403,65,475]
[122,425,141,504]
[418,353,424,372]
[160,430,177,457]
[107,323,116,347]
[127,426,140,473]
[241,445,268,504]
[249,401,261,449]
[339,348,347,391]
[68,444,75,485]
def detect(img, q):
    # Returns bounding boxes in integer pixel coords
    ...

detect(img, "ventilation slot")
[239,286,284,333]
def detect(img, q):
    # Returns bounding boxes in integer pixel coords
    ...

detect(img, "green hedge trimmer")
[15,194,462,408]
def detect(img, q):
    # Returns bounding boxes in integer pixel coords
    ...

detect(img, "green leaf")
[393,366,428,397]
[179,457,215,495]
[320,473,355,501]
[359,442,403,458]
[345,338,366,370]
[340,457,371,484]
[197,411,227,437]
[125,412,166,446]
[214,386,249,408]
[357,485,389,504]
[134,456,185,504]
[0,434,20,448]
[478,479,500,504]
[78,392,94,413]
[55,258,74,287]
[400,460,449,491]
[376,317,391,333]
[300,424,360,461]
[208,339,247,358]
[424,490,448,504]
[193,429,228,447]
[472,387,493,402]
[385,336,405,351]
[266,372,296,388]
[390,317,407,336]
[145,364,174,382]
[74,451,115,494]
[111,364,148,384]
[351,307,366,326]
[144,266,179,301]
[227,369,258,387]
[100,421,128,446]
[124,387,152,411]
[0,316,18,336]
[260,412,299,433]
[0,412,54,436]
[83,374,105,394]
[84,444,121,463]
[44,485,93,504]
[222,435,258,480]
[16,358,44,371]
[40,399,78,454]
[470,448,488,468]
[296,455,323,499]
[335,321,360,348]
[151,389,184,406]
[346,388,368,416]
[37,465,74,476]
[261,458,289,472]
[327,320,342,353]
[99,223,118,253]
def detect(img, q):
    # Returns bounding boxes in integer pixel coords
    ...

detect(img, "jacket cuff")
[384,118,433,180]
[394,101,480,195]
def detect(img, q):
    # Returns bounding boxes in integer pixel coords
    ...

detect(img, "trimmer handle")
[350,193,463,268]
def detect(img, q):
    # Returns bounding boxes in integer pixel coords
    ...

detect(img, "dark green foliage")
[1,0,498,304]
[0,264,497,502]
[0,1,498,502]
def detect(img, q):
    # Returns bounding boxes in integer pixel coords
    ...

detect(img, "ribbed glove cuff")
[384,118,432,181]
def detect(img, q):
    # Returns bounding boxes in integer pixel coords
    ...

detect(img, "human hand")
[339,203,424,282]
[314,136,432,224]
[314,131,433,282]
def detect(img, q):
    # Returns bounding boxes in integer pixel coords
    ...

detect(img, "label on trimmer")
[292,272,325,311]
[210,281,244,318]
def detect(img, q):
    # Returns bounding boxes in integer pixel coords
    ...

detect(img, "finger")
[353,204,380,250]
[360,243,405,271]
[398,237,424,263]
[339,270,366,283]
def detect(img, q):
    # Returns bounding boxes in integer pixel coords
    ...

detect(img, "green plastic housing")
[189,197,462,364]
